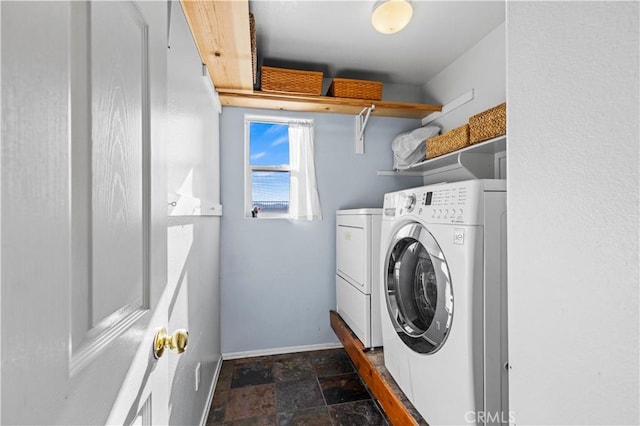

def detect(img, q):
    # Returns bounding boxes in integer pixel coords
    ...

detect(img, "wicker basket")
[260,66,323,95]
[426,124,470,159]
[469,102,506,144]
[327,78,383,100]
[250,13,257,86]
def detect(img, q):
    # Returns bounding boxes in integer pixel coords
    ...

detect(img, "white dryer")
[336,209,382,348]
[380,180,508,426]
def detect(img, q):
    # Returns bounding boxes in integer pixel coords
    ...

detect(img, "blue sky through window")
[249,122,289,166]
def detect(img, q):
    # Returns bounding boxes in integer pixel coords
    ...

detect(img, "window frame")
[244,115,312,219]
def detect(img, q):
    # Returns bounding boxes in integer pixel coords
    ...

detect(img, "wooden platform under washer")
[329,310,428,426]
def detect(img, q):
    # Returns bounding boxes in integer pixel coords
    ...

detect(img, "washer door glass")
[385,222,453,354]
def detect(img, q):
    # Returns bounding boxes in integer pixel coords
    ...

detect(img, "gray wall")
[167,3,221,425]
[507,2,639,424]
[220,106,423,355]
[422,22,506,133]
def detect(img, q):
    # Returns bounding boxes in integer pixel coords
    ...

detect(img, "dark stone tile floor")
[206,348,389,426]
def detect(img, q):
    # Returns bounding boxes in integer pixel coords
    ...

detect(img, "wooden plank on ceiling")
[217,89,442,119]
[180,0,253,90]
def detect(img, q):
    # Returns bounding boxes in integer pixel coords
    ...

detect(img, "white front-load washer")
[380,180,508,426]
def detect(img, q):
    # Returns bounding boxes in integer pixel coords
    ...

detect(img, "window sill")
[246,215,289,220]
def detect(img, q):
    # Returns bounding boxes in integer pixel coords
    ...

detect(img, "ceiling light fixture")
[371,0,413,35]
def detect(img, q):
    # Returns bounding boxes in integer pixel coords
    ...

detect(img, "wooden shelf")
[181,0,253,91]
[217,89,442,119]
[181,0,441,119]
[378,135,506,181]
[330,310,424,426]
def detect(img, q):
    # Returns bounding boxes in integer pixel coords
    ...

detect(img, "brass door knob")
[153,327,189,359]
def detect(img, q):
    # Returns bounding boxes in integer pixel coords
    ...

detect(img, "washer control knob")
[404,193,417,212]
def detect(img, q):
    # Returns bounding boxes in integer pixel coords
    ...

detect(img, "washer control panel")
[419,185,468,223]
[384,181,492,225]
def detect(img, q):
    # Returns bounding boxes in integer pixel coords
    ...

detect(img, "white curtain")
[288,121,322,221]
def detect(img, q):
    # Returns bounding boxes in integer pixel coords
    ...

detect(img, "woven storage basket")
[250,13,257,86]
[469,102,506,144]
[426,124,470,159]
[327,78,383,100]
[260,66,323,95]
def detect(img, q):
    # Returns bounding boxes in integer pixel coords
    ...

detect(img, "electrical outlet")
[195,362,201,392]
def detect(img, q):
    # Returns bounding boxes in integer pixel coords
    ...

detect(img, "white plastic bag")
[392,125,440,170]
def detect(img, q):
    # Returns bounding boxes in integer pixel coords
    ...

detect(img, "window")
[246,118,291,218]
[245,116,322,220]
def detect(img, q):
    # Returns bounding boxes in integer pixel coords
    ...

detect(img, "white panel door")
[1,1,173,424]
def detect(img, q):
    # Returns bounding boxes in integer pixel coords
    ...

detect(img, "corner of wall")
[421,21,506,132]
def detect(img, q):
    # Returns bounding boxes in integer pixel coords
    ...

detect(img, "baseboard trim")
[222,342,343,360]
[199,355,223,426]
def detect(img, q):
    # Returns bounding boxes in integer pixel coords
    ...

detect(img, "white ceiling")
[249,1,506,87]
